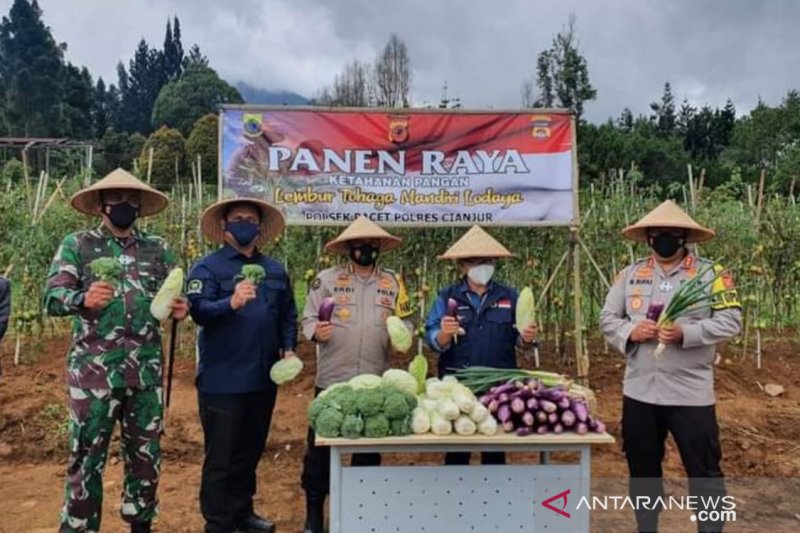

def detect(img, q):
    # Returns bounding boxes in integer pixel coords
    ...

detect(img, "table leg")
[329,446,342,533]
[539,451,550,464]
[578,444,591,533]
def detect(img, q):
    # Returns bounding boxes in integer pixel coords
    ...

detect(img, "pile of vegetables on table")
[410,376,498,436]
[308,371,418,439]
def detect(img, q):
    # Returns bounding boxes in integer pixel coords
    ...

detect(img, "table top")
[316,431,616,447]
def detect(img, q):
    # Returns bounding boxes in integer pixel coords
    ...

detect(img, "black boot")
[303,492,325,533]
[130,522,151,533]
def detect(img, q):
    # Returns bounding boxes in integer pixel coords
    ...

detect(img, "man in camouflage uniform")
[600,201,741,533]
[300,216,414,533]
[44,169,189,533]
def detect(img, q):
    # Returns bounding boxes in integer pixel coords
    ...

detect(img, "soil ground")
[0,333,798,532]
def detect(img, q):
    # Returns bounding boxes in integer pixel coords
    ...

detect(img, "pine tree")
[650,82,676,136]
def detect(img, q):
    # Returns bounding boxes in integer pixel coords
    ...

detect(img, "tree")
[650,82,676,137]
[151,64,242,136]
[138,126,185,188]
[531,15,596,118]
[183,44,209,69]
[373,34,411,107]
[0,0,65,136]
[97,128,144,173]
[92,78,110,136]
[617,108,634,132]
[185,113,219,181]
[163,17,183,81]
[314,60,370,107]
[58,63,94,138]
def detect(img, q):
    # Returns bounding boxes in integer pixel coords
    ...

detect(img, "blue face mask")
[226,220,260,246]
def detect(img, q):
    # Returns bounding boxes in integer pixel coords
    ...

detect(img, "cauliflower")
[340,415,364,439]
[356,387,386,417]
[349,374,383,390]
[364,414,390,438]
[315,408,345,438]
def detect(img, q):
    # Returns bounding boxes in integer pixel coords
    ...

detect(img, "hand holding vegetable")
[630,319,658,343]
[84,282,114,310]
[315,321,333,343]
[438,315,460,343]
[231,280,257,310]
[657,323,683,344]
[519,324,538,344]
[169,298,189,321]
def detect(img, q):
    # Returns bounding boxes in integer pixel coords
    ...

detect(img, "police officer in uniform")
[425,225,538,465]
[600,200,742,533]
[187,198,298,533]
[300,216,413,533]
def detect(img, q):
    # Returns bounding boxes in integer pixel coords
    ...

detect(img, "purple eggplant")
[516,426,533,437]
[572,401,589,423]
[494,382,518,395]
[497,405,512,423]
[587,416,597,431]
[479,394,493,407]
[547,412,559,425]
[515,387,533,400]
[522,411,535,427]
[526,398,539,411]
[488,399,500,414]
[498,392,510,404]
[593,420,607,434]
[318,297,336,322]
[575,422,589,435]
[544,387,566,402]
[510,397,526,414]
[561,410,576,428]
[536,425,549,435]
[646,300,665,322]
[535,410,548,424]
[552,423,564,434]
[446,297,459,318]
[540,400,557,414]
[557,396,571,411]
[502,420,515,433]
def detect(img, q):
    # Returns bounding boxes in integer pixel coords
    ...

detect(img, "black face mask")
[350,244,379,267]
[650,233,684,258]
[105,202,139,230]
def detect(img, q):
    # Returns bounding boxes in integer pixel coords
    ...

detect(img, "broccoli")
[88,257,122,285]
[356,387,385,417]
[315,407,345,438]
[364,414,390,438]
[340,415,364,439]
[383,392,411,420]
[390,416,411,437]
[241,264,266,284]
[307,396,330,429]
[325,385,358,416]
[403,392,418,412]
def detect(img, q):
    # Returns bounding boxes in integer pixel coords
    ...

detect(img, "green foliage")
[151,65,242,136]
[185,113,219,182]
[138,126,185,188]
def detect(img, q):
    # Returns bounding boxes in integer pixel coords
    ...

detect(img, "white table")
[317,432,615,533]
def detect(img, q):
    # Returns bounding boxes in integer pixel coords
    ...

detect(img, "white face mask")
[467,264,495,286]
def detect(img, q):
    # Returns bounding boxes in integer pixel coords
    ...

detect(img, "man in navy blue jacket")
[187,198,297,533]
[425,226,538,465]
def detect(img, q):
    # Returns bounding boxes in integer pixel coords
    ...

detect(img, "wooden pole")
[755,169,766,224]
[571,228,588,385]
[698,168,706,200]
[146,146,154,185]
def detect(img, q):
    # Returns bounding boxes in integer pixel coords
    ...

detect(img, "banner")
[219,107,577,226]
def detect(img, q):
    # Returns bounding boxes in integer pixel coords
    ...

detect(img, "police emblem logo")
[186,279,203,295]
[310,277,322,290]
[338,307,351,321]
[631,297,643,311]
[530,115,552,139]
[388,115,409,144]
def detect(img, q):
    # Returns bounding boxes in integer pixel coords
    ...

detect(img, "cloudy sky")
[8,0,800,122]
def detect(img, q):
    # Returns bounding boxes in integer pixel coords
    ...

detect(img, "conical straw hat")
[200,198,286,247]
[438,225,513,260]
[622,200,715,243]
[70,168,169,217]
[325,216,402,255]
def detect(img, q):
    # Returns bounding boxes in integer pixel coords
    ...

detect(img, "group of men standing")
[41,168,739,533]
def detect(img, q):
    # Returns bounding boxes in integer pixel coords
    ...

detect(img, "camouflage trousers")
[59,386,163,533]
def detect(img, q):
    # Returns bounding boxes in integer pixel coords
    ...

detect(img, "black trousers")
[198,388,277,533]
[622,396,726,533]
[301,388,380,497]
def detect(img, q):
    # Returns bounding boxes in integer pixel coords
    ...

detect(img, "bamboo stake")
[755,169,766,224]
[687,164,696,212]
[14,333,20,366]
[698,168,706,201]
[146,147,154,185]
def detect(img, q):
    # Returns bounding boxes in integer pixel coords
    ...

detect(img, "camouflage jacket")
[43,225,174,389]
